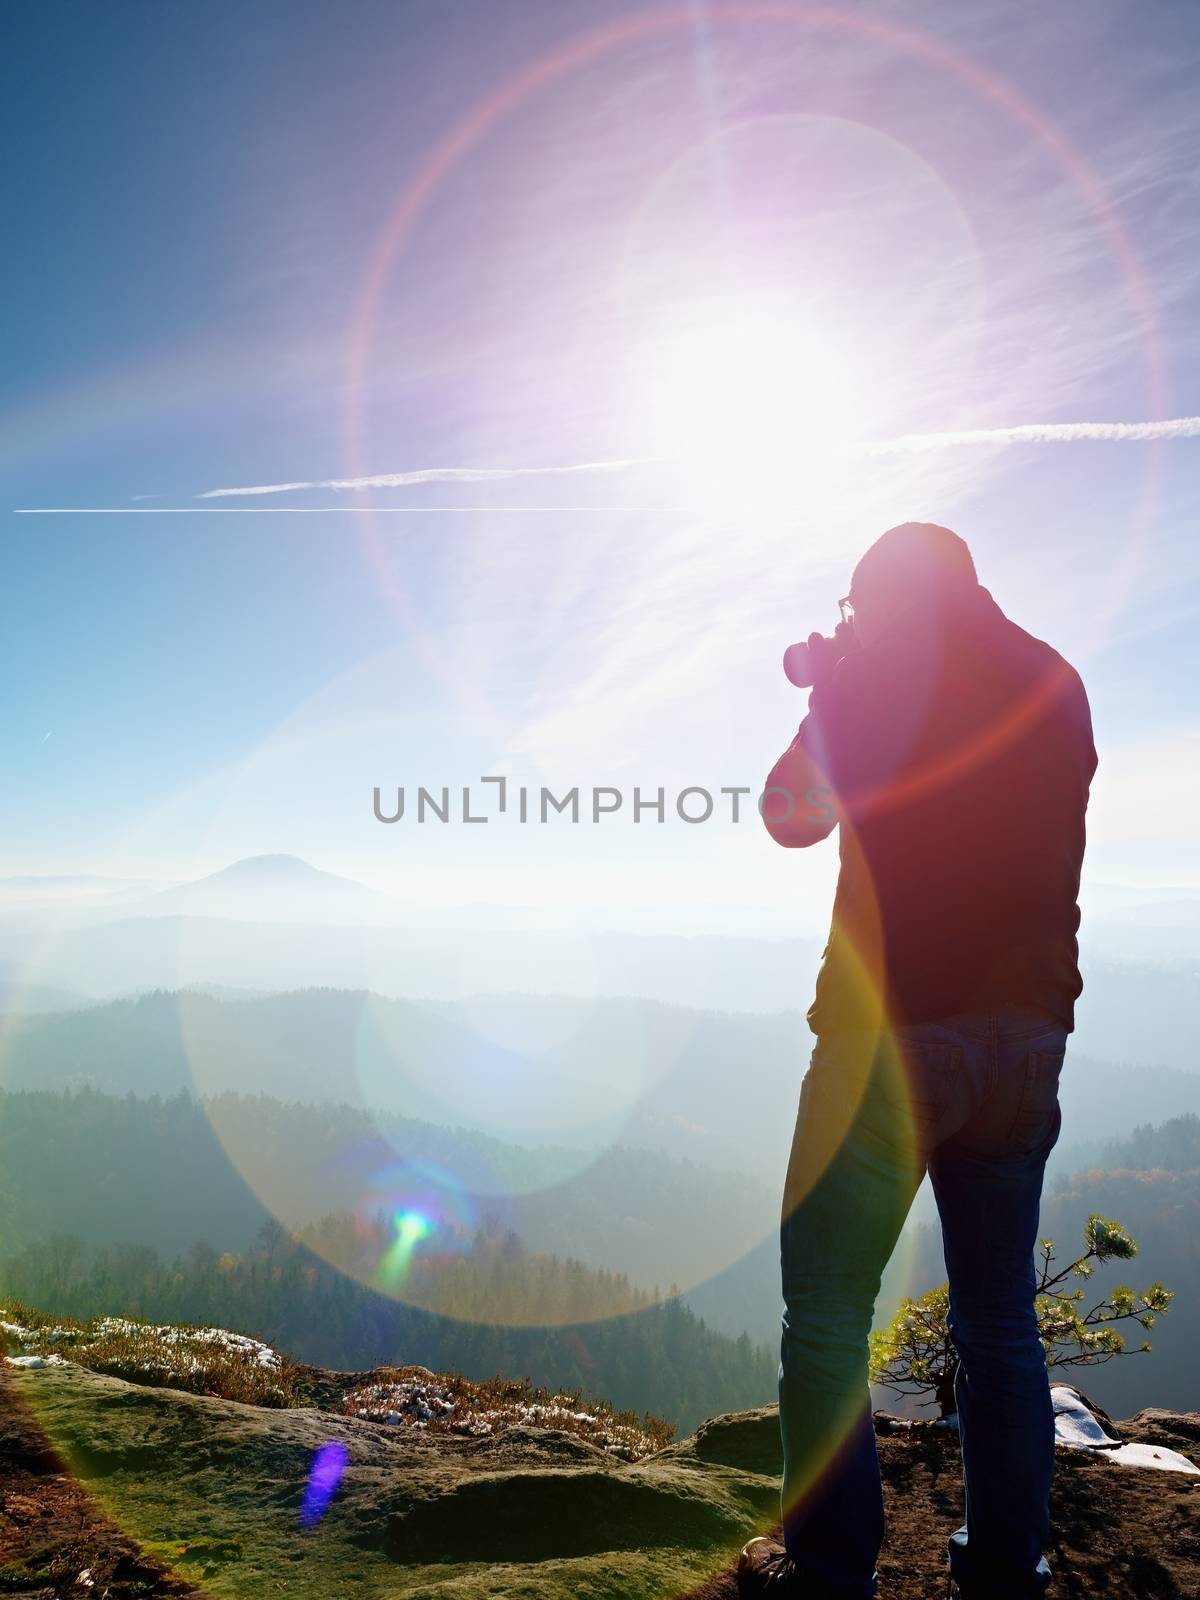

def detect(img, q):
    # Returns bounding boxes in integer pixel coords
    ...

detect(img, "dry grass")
[342,1364,675,1459]
[1,1302,300,1408]
[2,1305,674,1456]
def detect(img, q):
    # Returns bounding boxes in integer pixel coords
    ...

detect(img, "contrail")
[857,417,1200,454]
[13,418,1200,516]
[195,418,1200,499]
[198,458,660,498]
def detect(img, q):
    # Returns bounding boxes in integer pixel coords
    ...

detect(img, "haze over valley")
[2,854,1197,1424]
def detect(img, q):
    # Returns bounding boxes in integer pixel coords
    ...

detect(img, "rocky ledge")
[2,1363,1197,1599]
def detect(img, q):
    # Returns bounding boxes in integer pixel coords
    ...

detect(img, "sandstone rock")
[2,1363,1197,1599]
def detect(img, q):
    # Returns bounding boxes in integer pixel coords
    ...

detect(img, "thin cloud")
[197,418,1200,498]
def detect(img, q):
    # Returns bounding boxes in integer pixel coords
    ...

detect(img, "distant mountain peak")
[206,854,333,883]
[149,855,391,921]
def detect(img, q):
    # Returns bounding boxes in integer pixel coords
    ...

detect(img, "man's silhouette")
[738,524,1097,1600]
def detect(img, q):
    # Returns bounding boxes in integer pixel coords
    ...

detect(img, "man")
[738,523,1098,1600]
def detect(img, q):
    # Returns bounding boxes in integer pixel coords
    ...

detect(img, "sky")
[5,0,1200,930]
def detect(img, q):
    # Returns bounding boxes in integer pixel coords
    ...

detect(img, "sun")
[644,304,859,505]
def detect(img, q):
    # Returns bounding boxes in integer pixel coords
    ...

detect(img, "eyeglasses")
[838,595,856,626]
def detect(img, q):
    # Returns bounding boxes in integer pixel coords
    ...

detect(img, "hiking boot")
[737,1537,807,1595]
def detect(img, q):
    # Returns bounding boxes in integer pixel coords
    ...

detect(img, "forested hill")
[0,1086,777,1301]
[3,987,1198,1179]
[1091,1111,1200,1172]
[0,1218,776,1436]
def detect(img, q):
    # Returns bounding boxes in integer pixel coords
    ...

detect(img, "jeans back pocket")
[1006,1047,1066,1157]
[876,1035,965,1157]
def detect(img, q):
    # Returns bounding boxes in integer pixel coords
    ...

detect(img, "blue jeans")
[778,1007,1068,1599]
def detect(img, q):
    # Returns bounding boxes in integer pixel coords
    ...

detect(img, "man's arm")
[761,728,839,848]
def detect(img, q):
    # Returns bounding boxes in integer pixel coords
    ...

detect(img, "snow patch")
[1051,1387,1198,1475]
[1,1307,280,1373]
[91,1318,280,1369]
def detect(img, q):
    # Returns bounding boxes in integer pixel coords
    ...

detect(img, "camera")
[783,619,858,688]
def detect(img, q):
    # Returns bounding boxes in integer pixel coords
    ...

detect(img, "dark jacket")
[795,584,1098,1033]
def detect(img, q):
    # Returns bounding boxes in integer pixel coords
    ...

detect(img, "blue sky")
[5,0,1200,921]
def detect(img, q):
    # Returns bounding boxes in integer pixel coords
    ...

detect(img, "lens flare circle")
[147,657,764,1329]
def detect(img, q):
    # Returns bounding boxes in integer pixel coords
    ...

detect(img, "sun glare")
[646,307,859,506]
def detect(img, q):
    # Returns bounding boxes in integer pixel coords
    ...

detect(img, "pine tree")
[869,1213,1174,1417]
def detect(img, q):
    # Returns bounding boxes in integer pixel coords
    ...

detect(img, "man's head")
[847,522,978,647]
